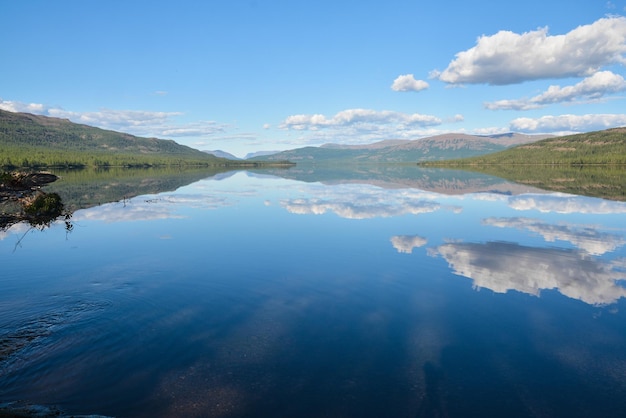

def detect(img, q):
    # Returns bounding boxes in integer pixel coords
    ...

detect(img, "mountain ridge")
[0,109,240,168]
[250,132,553,163]
[425,127,626,166]
[0,109,218,157]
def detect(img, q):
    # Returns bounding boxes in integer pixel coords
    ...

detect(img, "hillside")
[249,133,551,164]
[419,128,626,200]
[204,150,242,160]
[424,128,626,166]
[0,109,231,168]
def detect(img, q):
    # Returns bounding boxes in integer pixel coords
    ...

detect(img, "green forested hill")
[425,128,626,166]
[420,128,626,200]
[0,109,230,168]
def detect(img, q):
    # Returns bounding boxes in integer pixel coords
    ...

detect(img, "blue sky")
[2,0,626,157]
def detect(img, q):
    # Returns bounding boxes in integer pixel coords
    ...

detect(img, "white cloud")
[483,217,626,255]
[510,113,626,133]
[436,16,626,85]
[0,99,48,114]
[485,71,626,110]
[158,121,225,137]
[281,108,441,131]
[433,241,626,305]
[471,126,510,136]
[508,194,626,214]
[275,109,446,147]
[0,99,227,139]
[391,74,429,92]
[390,235,428,253]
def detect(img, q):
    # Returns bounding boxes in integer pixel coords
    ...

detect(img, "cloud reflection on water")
[390,235,428,254]
[283,197,440,219]
[0,222,30,241]
[484,217,626,256]
[281,184,443,219]
[509,194,626,214]
[72,194,231,223]
[431,241,626,306]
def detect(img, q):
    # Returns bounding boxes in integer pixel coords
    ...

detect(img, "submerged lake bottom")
[2,167,626,417]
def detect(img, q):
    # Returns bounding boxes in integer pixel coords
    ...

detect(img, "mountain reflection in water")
[1,166,626,417]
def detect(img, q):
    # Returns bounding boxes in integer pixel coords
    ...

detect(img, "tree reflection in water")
[1,172,73,248]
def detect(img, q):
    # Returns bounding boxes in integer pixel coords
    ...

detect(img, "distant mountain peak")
[203,150,241,160]
[244,150,281,160]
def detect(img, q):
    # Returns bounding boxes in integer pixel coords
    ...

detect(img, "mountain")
[249,133,552,164]
[245,150,282,159]
[0,109,231,168]
[204,150,241,160]
[427,128,626,166]
[420,128,626,201]
[320,139,410,150]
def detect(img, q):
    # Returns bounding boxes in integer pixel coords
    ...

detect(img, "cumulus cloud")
[0,99,48,114]
[471,126,511,136]
[0,99,227,139]
[435,16,626,85]
[483,217,626,255]
[508,193,626,214]
[280,108,441,131]
[432,241,626,305]
[278,109,443,145]
[274,108,447,147]
[510,113,626,133]
[390,235,428,253]
[391,74,429,92]
[485,71,626,110]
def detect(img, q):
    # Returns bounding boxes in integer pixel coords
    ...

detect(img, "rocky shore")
[1,171,64,230]
[0,172,59,199]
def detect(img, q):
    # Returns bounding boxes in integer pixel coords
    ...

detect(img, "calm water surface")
[2,169,626,417]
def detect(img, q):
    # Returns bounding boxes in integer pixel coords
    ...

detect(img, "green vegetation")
[1,172,72,231]
[43,166,238,210]
[0,109,293,169]
[0,143,219,168]
[23,192,63,216]
[422,128,626,167]
[459,165,626,201]
[417,128,626,201]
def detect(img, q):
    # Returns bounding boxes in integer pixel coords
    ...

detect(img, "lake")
[2,166,626,417]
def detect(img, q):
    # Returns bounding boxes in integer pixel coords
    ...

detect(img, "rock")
[1,172,58,191]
